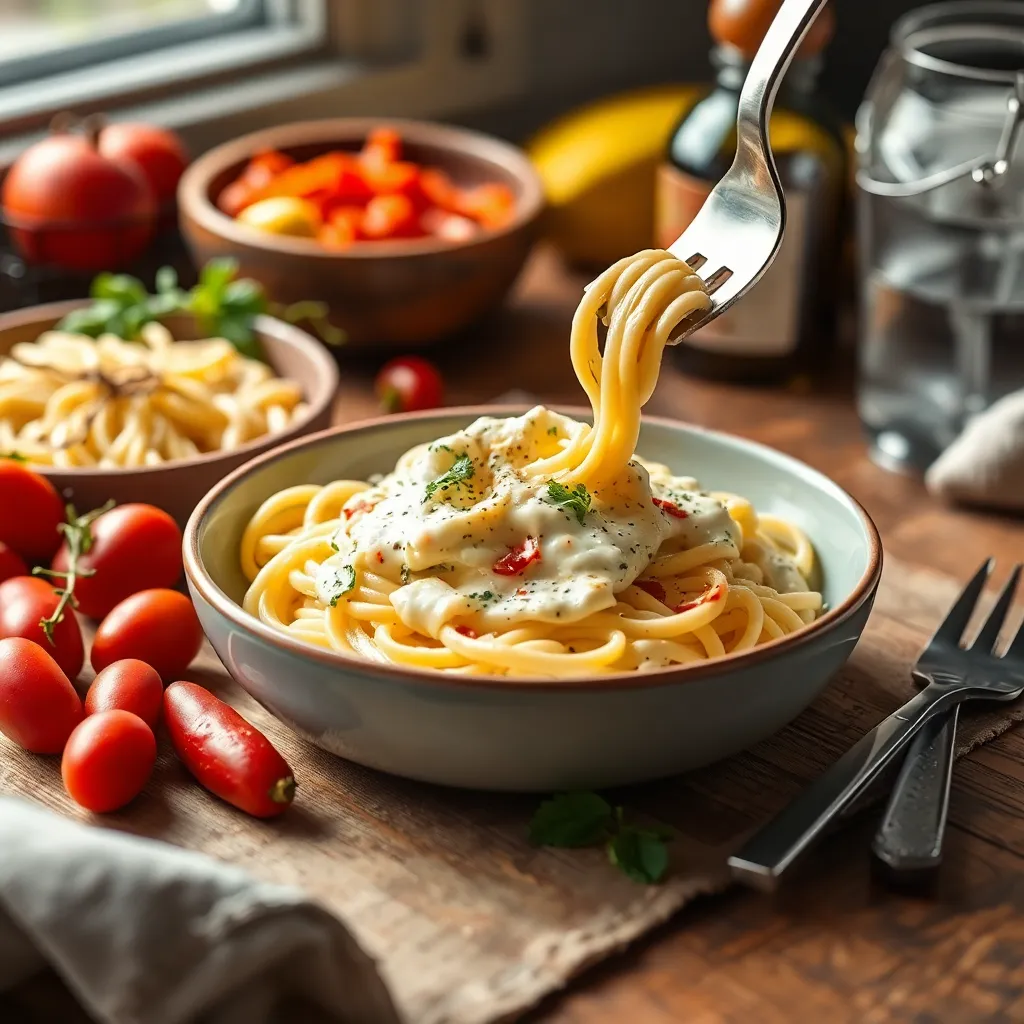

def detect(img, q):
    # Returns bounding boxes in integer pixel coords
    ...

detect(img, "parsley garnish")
[0,451,27,462]
[528,792,672,884]
[425,453,474,502]
[469,590,495,602]
[322,565,356,607]
[329,539,339,553]
[547,426,558,436]
[546,481,592,524]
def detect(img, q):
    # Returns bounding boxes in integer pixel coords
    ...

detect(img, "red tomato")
[1,131,155,270]
[374,356,444,413]
[98,123,189,206]
[0,637,83,753]
[420,208,478,243]
[361,193,422,239]
[164,681,295,818]
[61,710,156,812]
[0,459,65,563]
[91,589,202,680]
[85,659,163,731]
[0,576,84,680]
[51,503,182,620]
[0,542,28,585]
[419,168,459,211]
[492,536,542,576]
[455,182,516,229]
[217,179,256,217]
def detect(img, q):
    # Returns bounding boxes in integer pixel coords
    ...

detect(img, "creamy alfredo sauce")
[314,408,802,636]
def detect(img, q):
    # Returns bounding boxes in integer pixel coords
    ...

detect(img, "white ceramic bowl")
[184,408,882,792]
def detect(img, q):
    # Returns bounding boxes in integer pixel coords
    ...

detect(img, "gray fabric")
[0,798,400,1024]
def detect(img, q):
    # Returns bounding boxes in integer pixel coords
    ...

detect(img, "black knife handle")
[872,704,959,877]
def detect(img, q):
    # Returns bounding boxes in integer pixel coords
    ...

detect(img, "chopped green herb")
[529,792,613,848]
[323,565,356,607]
[469,590,495,602]
[425,453,474,502]
[547,426,558,436]
[529,792,673,885]
[546,481,592,525]
[329,539,339,553]
[0,451,28,462]
[430,443,454,454]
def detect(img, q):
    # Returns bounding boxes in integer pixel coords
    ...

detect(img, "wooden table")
[7,247,1024,1023]
[337,249,1024,1024]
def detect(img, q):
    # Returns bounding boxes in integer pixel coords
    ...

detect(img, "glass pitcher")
[856,1,1024,473]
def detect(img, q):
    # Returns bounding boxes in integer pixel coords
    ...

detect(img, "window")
[0,1,328,135]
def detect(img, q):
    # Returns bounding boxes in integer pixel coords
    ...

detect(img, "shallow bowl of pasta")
[184,406,882,792]
[0,300,338,526]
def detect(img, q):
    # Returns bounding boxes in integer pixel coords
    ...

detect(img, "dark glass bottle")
[656,0,846,383]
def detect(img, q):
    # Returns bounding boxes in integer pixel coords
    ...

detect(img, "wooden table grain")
[334,249,1024,1024]
[7,246,1024,1024]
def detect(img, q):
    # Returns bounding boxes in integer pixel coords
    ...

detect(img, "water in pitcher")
[859,195,1024,472]
[856,3,1024,473]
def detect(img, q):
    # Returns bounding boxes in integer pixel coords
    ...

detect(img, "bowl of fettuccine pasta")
[0,300,338,526]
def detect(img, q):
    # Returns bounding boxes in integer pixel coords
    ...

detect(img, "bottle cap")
[709,0,835,60]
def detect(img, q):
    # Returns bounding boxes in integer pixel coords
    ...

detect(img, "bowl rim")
[184,405,884,693]
[0,298,339,478]
[178,116,546,260]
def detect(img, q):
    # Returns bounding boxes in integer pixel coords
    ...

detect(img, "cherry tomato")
[91,589,202,680]
[164,681,295,818]
[0,542,28,585]
[0,637,83,753]
[85,659,163,730]
[0,576,84,680]
[51,503,182,620]
[0,459,65,563]
[61,710,156,812]
[375,356,444,413]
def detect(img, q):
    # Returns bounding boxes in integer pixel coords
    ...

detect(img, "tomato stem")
[32,501,114,645]
[268,775,297,805]
[380,386,402,413]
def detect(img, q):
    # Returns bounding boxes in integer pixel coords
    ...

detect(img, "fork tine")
[929,559,993,649]
[973,564,1022,654]
[685,253,708,271]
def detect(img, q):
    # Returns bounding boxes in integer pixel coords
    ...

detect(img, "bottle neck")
[711,44,822,97]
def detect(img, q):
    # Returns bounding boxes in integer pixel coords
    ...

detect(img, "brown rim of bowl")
[179,117,546,260]
[184,405,884,694]
[0,300,339,478]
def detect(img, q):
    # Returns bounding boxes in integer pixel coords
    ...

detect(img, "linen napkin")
[925,389,1024,510]
[0,797,400,1024]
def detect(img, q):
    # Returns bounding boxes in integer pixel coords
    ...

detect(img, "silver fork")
[728,559,1024,892]
[872,561,1022,877]
[665,0,833,345]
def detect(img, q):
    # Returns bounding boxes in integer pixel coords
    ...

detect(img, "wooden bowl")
[0,301,338,527]
[177,118,545,351]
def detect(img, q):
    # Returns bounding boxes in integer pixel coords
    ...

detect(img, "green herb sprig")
[425,453,474,502]
[323,564,357,607]
[528,792,673,884]
[546,481,592,525]
[57,258,345,360]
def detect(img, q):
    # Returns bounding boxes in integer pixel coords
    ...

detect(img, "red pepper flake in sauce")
[674,586,721,614]
[376,551,385,564]
[455,625,478,639]
[635,579,667,603]
[344,500,376,520]
[652,497,689,519]
[493,536,541,576]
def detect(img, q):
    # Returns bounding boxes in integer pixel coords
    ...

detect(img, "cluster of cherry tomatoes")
[0,457,294,818]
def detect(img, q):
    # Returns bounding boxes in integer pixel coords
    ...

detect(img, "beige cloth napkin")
[0,798,400,1024]
[926,390,1024,511]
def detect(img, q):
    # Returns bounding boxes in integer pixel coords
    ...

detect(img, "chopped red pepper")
[652,497,689,519]
[343,499,377,520]
[674,587,722,613]
[635,579,667,603]
[376,551,385,564]
[455,625,478,639]
[493,536,541,576]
